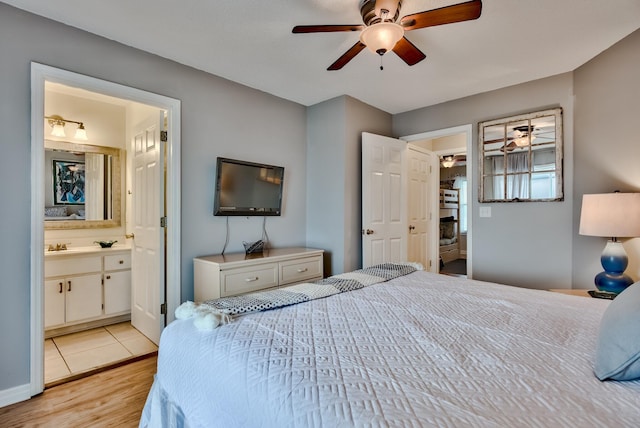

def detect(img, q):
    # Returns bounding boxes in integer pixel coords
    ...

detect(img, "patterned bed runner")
[175,262,421,330]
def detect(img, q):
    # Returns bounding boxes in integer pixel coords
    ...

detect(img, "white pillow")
[594,282,640,381]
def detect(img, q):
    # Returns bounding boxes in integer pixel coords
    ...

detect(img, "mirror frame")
[44,140,122,229]
[478,107,564,203]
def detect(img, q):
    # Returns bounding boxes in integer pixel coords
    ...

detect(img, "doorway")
[401,125,473,278]
[30,63,181,396]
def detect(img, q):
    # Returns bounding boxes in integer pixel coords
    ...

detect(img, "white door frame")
[29,62,181,395]
[401,124,473,278]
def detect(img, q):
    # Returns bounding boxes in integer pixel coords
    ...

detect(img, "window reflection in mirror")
[44,140,122,229]
[479,108,563,202]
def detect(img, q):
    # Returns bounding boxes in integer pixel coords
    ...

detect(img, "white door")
[131,113,165,344]
[362,132,407,268]
[407,146,431,269]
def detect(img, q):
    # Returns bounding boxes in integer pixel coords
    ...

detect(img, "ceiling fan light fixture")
[514,134,537,147]
[360,22,404,55]
[441,155,455,168]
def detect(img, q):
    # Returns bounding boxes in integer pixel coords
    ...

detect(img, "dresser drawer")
[46,256,102,277]
[280,256,323,285]
[221,264,278,297]
[104,253,131,271]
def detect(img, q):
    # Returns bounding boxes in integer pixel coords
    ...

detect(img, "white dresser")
[44,247,131,336]
[194,247,324,301]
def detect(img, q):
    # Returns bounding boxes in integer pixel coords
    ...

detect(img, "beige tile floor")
[45,322,157,385]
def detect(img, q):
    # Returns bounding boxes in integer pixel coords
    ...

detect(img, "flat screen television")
[213,157,284,216]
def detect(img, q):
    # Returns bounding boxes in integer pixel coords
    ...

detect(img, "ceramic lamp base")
[595,240,633,294]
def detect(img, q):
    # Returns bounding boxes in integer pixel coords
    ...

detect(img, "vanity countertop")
[44,244,131,258]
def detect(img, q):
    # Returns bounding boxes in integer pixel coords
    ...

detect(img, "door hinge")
[429,165,432,174]
[160,130,168,142]
[160,303,167,315]
[160,216,167,228]
[428,260,432,268]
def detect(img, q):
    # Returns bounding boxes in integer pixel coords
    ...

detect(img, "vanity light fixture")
[46,115,88,141]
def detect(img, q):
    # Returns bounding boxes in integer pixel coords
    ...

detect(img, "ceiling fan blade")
[392,37,426,66]
[292,24,364,34]
[400,0,482,31]
[327,41,366,71]
[499,141,517,152]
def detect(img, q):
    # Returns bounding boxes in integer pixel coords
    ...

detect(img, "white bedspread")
[142,271,640,427]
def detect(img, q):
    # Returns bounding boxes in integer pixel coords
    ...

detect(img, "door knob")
[365,229,374,235]
[125,233,135,239]
[409,225,416,231]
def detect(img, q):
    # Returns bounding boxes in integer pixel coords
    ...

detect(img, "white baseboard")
[0,383,31,408]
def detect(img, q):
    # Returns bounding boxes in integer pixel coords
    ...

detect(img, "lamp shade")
[579,193,640,238]
[74,123,88,140]
[51,122,66,137]
[360,22,404,55]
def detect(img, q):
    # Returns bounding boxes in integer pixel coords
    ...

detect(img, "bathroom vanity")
[44,246,131,337]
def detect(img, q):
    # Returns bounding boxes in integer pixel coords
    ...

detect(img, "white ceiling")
[5,0,640,114]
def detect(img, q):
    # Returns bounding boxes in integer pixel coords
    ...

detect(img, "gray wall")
[306,96,391,275]
[393,74,576,289]
[572,29,640,287]
[0,3,307,394]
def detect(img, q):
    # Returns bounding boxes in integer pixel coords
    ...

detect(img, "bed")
[439,189,460,264]
[140,264,640,427]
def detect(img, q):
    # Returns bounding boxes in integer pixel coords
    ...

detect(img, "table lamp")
[579,192,640,294]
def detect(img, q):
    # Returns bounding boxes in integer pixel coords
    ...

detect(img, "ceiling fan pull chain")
[380,55,384,71]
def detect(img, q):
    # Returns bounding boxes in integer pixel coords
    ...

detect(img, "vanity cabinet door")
[104,270,131,315]
[44,279,65,328]
[65,273,103,323]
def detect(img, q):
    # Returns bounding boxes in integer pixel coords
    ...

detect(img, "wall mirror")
[479,107,563,202]
[44,140,122,229]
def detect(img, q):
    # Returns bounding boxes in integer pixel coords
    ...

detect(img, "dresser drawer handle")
[59,282,63,293]
[245,277,259,282]
[119,260,124,264]
[297,268,308,273]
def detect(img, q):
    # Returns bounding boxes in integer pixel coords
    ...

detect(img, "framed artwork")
[53,160,86,204]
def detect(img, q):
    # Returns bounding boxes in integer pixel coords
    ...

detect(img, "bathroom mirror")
[44,140,122,229]
[479,107,563,202]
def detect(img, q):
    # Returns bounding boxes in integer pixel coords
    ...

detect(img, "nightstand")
[548,289,592,298]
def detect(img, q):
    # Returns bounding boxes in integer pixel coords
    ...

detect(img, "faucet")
[47,243,68,251]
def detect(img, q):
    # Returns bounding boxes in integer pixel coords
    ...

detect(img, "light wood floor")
[0,355,156,427]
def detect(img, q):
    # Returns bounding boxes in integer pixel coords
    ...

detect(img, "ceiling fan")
[484,125,537,152]
[441,154,466,168]
[292,0,483,70]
